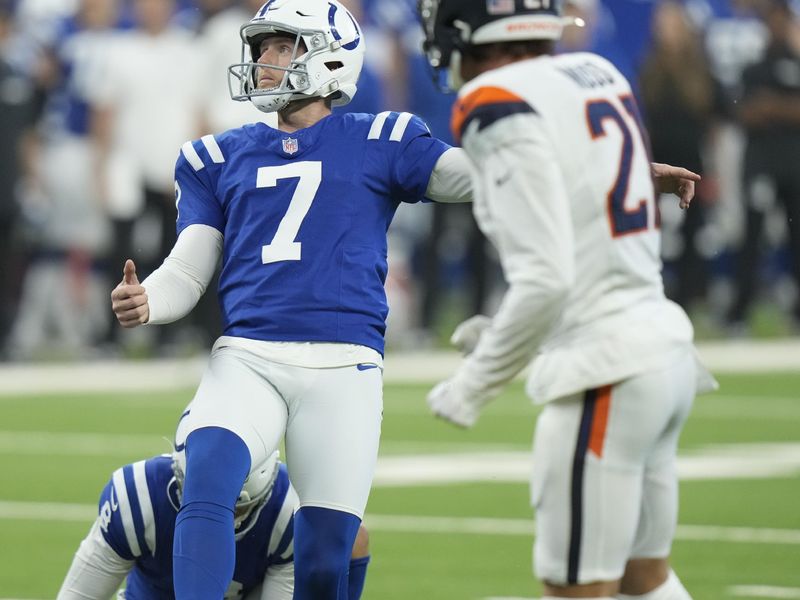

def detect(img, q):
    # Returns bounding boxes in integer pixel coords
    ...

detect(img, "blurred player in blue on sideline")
[56,414,370,599]
[109,0,473,598]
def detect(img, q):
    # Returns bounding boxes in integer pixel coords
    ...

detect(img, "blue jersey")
[98,456,295,599]
[174,111,450,354]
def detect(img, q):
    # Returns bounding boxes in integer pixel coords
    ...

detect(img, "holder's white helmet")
[229,0,365,113]
[172,420,280,538]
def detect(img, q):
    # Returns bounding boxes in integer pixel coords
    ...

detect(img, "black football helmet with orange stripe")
[418,0,575,90]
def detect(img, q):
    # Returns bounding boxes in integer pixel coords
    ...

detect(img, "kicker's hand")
[450,315,492,356]
[427,378,482,429]
[111,259,149,328]
[651,162,701,210]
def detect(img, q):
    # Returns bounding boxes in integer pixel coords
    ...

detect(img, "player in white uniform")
[419,1,716,599]
[109,1,472,598]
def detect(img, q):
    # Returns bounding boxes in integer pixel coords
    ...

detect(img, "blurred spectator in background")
[559,0,638,92]
[5,0,798,359]
[7,0,119,359]
[689,0,768,318]
[640,0,720,311]
[376,0,497,345]
[336,0,384,114]
[0,1,40,357]
[196,0,277,133]
[91,0,204,351]
[175,0,234,32]
[726,0,800,332]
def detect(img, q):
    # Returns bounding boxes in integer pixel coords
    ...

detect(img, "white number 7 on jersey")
[256,161,322,264]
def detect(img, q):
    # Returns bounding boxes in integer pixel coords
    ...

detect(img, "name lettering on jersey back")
[558,62,616,89]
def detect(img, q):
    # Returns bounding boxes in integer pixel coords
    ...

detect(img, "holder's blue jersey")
[97,456,295,599]
[174,111,450,354]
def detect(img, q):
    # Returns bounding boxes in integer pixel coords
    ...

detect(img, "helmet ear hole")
[325,61,344,71]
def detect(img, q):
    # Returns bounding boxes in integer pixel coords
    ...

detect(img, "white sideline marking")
[480,596,800,600]
[371,444,800,486]
[363,514,800,545]
[0,430,169,456]
[2,432,799,483]
[729,586,800,598]
[0,501,95,522]
[1,339,800,395]
[2,502,799,547]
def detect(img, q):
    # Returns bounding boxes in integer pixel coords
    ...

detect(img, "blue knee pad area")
[294,506,362,600]
[173,427,250,599]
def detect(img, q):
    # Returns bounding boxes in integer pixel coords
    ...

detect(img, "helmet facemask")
[229,26,319,113]
[229,0,365,114]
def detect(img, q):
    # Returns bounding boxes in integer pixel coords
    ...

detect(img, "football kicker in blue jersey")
[56,455,370,599]
[175,110,448,355]
[109,2,470,598]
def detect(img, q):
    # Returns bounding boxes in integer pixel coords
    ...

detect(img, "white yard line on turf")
[1,339,800,395]
[3,434,800,482]
[3,501,799,547]
[729,586,800,598]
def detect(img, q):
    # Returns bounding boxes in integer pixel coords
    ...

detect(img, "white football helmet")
[229,0,365,113]
[172,425,280,538]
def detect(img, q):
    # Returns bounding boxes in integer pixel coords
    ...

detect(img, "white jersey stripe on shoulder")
[181,141,205,171]
[368,111,391,140]
[268,485,298,557]
[389,112,414,142]
[111,468,141,557]
[201,135,225,164]
[132,460,156,556]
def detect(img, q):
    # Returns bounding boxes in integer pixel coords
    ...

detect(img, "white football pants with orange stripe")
[531,348,697,585]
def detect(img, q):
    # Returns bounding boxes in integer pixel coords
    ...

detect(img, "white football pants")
[178,344,383,517]
[531,349,697,585]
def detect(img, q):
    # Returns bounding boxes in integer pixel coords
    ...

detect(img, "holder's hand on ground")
[111,259,149,328]
[651,162,701,210]
[450,315,492,356]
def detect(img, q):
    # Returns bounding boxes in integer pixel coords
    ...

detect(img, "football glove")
[450,315,492,356]
[427,377,486,428]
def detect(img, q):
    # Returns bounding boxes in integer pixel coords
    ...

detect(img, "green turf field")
[1,372,799,599]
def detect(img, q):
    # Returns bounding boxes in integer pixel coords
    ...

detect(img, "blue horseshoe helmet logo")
[328,2,361,50]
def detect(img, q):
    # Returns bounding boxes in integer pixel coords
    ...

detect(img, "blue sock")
[293,506,361,600]
[348,555,370,600]
[173,427,250,599]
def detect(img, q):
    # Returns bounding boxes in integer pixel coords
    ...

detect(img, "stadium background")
[0,0,799,598]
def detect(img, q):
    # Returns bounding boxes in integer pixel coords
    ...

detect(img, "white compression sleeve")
[143,224,223,325]
[425,147,474,203]
[56,521,134,600]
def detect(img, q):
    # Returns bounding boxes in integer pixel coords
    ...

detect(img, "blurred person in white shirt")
[91,0,204,349]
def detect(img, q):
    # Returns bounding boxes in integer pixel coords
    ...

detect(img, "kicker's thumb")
[123,259,139,285]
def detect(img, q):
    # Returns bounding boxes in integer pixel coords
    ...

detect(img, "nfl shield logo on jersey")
[487,0,515,15]
[282,137,299,155]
